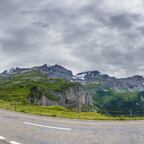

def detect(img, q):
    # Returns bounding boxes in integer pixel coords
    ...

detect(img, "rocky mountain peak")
[131,75,144,80]
[1,67,29,76]
[46,64,73,80]
[37,64,48,72]
[1,64,73,80]
[49,64,71,72]
[73,70,110,82]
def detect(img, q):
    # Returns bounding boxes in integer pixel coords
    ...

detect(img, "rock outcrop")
[28,85,91,110]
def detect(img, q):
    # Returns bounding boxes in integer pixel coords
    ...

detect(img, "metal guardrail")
[97,108,144,117]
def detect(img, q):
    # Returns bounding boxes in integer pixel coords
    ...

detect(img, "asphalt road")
[0,110,144,144]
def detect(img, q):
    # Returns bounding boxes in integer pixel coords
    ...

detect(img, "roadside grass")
[0,100,144,120]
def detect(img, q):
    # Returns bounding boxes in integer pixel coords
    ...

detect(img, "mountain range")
[2,64,144,92]
[1,64,144,116]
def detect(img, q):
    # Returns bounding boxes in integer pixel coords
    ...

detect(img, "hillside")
[0,64,144,116]
[0,68,90,111]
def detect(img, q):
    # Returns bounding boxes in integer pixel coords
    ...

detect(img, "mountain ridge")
[1,64,144,80]
[1,64,144,92]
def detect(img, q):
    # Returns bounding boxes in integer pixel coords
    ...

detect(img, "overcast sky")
[0,0,144,77]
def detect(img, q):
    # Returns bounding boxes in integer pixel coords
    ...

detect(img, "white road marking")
[10,141,21,144]
[24,121,72,131]
[0,136,6,140]
[0,136,21,144]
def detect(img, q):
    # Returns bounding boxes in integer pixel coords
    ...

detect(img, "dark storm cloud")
[0,0,144,77]
[108,13,139,29]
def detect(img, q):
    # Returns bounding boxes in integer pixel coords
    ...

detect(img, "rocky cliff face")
[62,86,91,107]
[28,85,91,110]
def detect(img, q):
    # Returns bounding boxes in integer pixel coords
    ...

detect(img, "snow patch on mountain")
[74,73,87,80]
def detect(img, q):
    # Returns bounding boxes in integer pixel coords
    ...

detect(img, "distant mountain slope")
[1,64,73,80]
[73,71,144,92]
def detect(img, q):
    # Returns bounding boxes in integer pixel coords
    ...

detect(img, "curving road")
[0,109,144,144]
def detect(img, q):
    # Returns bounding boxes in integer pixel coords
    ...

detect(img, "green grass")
[0,100,144,120]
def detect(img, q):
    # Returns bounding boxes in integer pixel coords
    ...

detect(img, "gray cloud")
[1,28,36,54]
[0,0,16,18]
[108,13,139,29]
[0,0,144,77]
[110,15,131,28]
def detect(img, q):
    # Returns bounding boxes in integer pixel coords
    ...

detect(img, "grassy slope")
[1,100,144,120]
[0,70,112,121]
[0,70,74,103]
[86,83,144,116]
